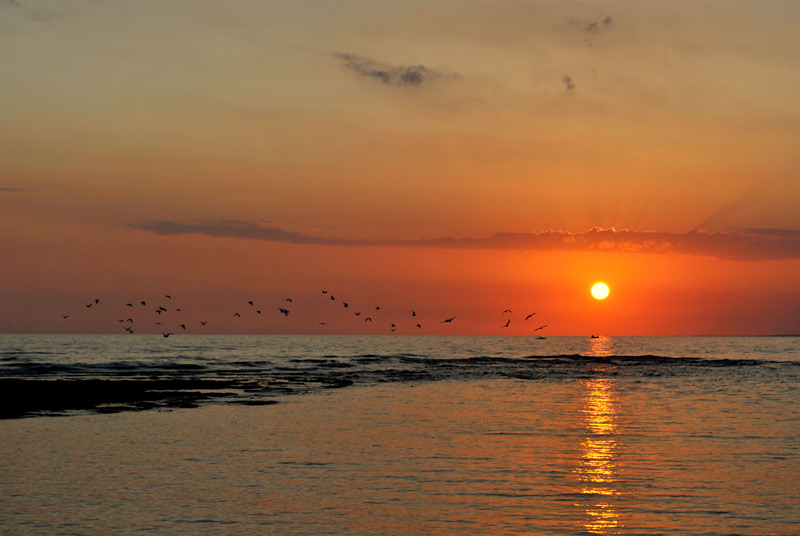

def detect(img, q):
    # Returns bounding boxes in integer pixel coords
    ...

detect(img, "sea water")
[1,335,798,534]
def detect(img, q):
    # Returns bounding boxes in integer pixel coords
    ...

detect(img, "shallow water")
[1,335,799,534]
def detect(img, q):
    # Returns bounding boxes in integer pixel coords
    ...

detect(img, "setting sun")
[591,283,610,300]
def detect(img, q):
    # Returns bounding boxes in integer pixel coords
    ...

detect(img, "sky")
[1,0,799,335]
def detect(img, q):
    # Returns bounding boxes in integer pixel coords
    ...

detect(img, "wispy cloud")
[0,0,51,21]
[0,187,43,194]
[334,53,460,88]
[129,220,800,261]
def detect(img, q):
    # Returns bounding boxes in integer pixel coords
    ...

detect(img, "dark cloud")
[129,220,364,246]
[130,220,800,261]
[0,0,49,21]
[562,75,575,90]
[334,53,458,87]
[0,187,41,193]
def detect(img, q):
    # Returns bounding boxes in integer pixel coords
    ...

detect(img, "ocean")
[1,335,798,535]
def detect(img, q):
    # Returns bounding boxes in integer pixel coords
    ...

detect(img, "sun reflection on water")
[574,352,622,534]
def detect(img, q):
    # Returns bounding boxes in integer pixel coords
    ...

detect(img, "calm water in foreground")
[1,335,798,535]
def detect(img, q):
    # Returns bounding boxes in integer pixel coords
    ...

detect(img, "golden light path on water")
[575,336,622,534]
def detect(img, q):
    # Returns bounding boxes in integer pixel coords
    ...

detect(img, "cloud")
[0,0,50,21]
[0,187,42,193]
[334,53,459,87]
[562,75,575,90]
[129,220,800,261]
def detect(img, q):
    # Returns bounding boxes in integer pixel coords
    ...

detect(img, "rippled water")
[1,335,799,534]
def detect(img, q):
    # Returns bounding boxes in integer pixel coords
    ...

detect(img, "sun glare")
[591,283,610,300]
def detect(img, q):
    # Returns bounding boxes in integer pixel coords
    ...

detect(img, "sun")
[591,282,610,300]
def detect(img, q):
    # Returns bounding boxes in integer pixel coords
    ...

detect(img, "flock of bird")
[62,291,550,337]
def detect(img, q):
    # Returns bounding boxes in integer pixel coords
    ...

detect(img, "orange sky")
[2,1,799,335]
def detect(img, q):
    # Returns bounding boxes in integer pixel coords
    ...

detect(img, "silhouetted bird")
[85,303,92,308]
[525,313,536,320]
[233,313,241,317]
[286,298,293,303]
[534,324,548,331]
[175,308,181,312]
[441,317,456,323]
[165,295,171,300]
[502,319,510,328]
[141,301,146,306]
[200,321,208,325]
[343,302,349,308]
[375,306,380,310]
[248,301,254,306]
[154,322,162,325]
[502,309,512,315]
[126,303,133,307]
[322,290,328,294]
[416,324,421,329]
[124,326,134,333]
[179,324,185,330]
[94,299,100,304]
[278,308,290,316]
[62,315,70,319]
[330,296,335,300]
[355,312,361,316]
[126,318,133,323]
[319,322,327,325]
[391,323,396,328]
[257,310,262,314]
[412,311,416,316]
[162,333,173,338]
[365,317,372,322]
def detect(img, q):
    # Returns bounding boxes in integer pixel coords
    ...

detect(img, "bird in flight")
[162,332,173,337]
[534,324,548,331]
[502,309,512,315]
[343,302,349,308]
[200,321,208,325]
[441,317,456,323]
[278,308,290,316]
[248,300,254,306]
[365,317,372,322]
[525,313,536,320]
[141,301,146,306]
[502,319,510,328]
[416,324,421,329]
[412,311,416,316]
[62,315,70,319]
[165,295,171,300]
[286,298,293,303]
[233,313,241,317]
[180,324,186,330]
[126,303,133,307]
